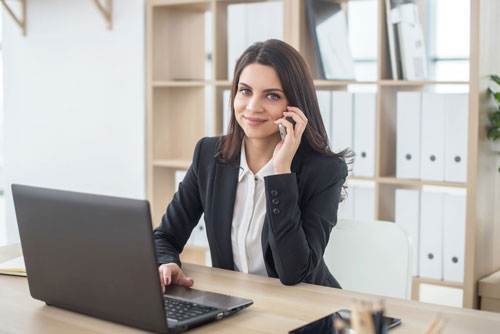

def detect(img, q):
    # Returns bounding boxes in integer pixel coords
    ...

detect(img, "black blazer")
[153,136,347,288]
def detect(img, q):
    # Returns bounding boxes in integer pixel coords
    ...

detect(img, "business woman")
[154,39,349,292]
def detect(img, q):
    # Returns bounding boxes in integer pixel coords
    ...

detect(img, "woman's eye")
[267,93,280,100]
[239,88,251,95]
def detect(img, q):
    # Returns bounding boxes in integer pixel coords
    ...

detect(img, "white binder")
[227,2,283,80]
[395,188,420,276]
[353,93,376,177]
[227,5,247,81]
[445,93,469,183]
[338,186,355,220]
[421,93,446,181]
[419,191,444,280]
[396,92,421,179]
[353,184,375,221]
[392,3,428,80]
[316,90,332,140]
[331,91,353,155]
[222,89,231,135]
[443,193,467,282]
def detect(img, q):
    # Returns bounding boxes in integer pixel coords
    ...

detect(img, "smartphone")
[278,116,296,141]
[288,309,401,333]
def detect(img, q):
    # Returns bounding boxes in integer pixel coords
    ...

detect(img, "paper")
[0,256,26,277]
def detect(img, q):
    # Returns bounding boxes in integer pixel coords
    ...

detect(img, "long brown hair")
[217,39,353,170]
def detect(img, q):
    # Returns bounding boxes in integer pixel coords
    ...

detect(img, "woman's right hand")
[158,263,194,294]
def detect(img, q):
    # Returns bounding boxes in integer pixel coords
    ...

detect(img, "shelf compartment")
[152,2,209,81]
[151,167,176,227]
[413,276,463,289]
[153,87,206,161]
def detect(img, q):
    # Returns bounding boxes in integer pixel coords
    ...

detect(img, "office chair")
[324,219,413,299]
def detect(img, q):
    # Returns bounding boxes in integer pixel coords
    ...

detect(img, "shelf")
[214,80,232,87]
[153,159,191,169]
[152,80,208,87]
[347,176,376,182]
[149,0,210,9]
[413,276,463,289]
[379,80,470,86]
[378,177,467,188]
[314,80,377,87]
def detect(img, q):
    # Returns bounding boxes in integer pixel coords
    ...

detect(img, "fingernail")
[166,277,169,285]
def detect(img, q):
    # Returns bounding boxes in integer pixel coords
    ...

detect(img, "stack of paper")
[0,256,26,277]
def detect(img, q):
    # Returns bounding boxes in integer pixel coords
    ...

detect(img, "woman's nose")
[246,96,263,112]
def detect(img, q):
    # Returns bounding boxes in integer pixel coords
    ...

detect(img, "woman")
[154,39,349,292]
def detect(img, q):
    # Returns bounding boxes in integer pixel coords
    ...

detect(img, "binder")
[338,186,355,220]
[353,184,375,221]
[222,89,231,135]
[353,93,376,177]
[316,90,332,139]
[445,93,469,183]
[396,92,421,179]
[393,3,427,80]
[306,0,355,80]
[227,5,247,81]
[331,91,353,155]
[443,193,466,282]
[395,188,420,276]
[421,93,446,181]
[227,2,283,81]
[419,190,444,280]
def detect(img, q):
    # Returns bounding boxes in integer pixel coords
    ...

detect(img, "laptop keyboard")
[163,296,219,323]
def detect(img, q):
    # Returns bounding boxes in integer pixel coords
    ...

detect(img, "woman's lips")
[244,116,267,126]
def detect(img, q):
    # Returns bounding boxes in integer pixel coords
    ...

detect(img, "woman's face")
[234,63,289,140]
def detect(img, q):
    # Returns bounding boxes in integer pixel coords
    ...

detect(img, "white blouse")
[230,141,274,276]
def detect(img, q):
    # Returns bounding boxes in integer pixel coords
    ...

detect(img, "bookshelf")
[146,0,500,309]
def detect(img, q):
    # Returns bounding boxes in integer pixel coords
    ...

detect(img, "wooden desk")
[1,245,500,333]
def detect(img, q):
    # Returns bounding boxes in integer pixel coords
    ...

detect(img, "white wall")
[1,0,145,245]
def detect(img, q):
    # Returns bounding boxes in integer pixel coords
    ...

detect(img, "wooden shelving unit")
[146,0,500,309]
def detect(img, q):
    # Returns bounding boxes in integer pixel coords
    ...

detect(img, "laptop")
[11,184,253,333]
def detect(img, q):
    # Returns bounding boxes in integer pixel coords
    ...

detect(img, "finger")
[174,270,195,287]
[159,267,165,294]
[284,111,307,137]
[286,106,308,123]
[163,266,172,286]
[283,111,306,129]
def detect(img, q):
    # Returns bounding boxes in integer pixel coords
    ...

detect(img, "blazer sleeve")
[263,157,347,285]
[153,138,205,267]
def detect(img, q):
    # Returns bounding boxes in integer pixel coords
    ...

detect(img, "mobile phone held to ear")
[279,124,286,141]
[278,116,296,141]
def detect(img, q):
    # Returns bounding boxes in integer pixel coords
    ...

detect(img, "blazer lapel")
[211,162,239,270]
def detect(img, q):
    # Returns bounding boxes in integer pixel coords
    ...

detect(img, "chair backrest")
[324,219,413,299]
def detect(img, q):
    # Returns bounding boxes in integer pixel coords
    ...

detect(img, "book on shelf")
[306,0,355,80]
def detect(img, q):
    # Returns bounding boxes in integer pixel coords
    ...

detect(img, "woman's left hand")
[272,106,308,174]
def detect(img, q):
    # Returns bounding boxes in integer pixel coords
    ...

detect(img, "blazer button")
[270,190,279,197]
[272,208,280,215]
[272,198,280,205]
